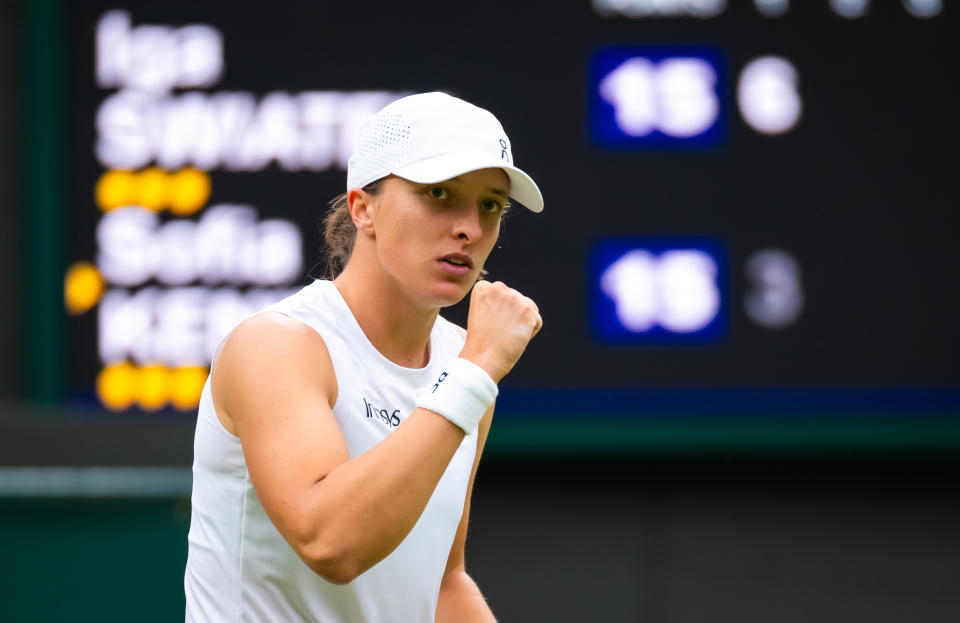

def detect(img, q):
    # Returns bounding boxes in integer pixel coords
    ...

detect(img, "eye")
[427,186,448,200]
[480,198,504,213]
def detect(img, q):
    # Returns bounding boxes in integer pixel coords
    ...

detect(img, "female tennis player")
[184,92,544,622]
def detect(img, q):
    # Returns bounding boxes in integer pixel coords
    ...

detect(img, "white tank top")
[184,279,478,622]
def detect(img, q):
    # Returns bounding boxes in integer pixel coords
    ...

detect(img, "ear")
[347,188,376,237]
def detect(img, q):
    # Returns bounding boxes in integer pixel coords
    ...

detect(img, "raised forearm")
[297,408,466,582]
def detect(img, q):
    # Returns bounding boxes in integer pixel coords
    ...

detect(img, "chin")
[426,280,473,308]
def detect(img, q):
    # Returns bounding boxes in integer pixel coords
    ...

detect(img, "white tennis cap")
[347,92,544,213]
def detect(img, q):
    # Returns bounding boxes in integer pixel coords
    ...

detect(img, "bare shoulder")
[215,312,332,374]
[219,312,325,355]
[212,312,338,433]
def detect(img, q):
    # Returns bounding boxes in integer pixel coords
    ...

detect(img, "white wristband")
[416,358,498,435]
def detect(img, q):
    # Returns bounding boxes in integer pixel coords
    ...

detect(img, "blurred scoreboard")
[47,1,958,444]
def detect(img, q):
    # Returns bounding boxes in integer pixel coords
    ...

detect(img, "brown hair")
[321,179,384,278]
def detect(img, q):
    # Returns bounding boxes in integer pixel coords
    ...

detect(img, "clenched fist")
[459,281,542,384]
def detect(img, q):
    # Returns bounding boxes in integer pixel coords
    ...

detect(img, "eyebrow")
[447,176,509,197]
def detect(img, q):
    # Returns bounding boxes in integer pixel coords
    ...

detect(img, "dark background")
[62,0,959,392]
[3,1,959,621]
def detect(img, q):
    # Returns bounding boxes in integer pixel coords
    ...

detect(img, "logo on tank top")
[363,396,401,429]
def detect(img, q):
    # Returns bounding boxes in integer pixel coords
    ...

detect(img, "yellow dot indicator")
[64,262,105,315]
[135,167,170,212]
[95,169,136,212]
[169,168,212,216]
[97,362,137,411]
[138,364,170,411]
[171,366,208,411]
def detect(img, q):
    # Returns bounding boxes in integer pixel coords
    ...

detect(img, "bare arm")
[213,281,541,585]
[435,401,497,623]
[214,313,469,584]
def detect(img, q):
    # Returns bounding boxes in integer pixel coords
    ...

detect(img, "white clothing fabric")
[184,279,477,622]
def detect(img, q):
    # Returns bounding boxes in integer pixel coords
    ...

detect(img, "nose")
[451,203,483,243]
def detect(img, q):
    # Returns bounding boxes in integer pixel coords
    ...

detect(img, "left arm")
[435,402,497,623]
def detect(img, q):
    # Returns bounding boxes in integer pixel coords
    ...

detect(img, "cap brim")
[392,151,544,213]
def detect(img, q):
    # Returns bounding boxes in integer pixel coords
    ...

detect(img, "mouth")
[438,253,474,270]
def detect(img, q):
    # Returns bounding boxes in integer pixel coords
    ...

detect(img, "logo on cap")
[499,139,508,161]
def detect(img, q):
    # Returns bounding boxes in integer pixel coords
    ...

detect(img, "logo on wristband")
[430,372,448,394]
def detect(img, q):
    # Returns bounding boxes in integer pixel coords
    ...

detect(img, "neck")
[333,255,438,369]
